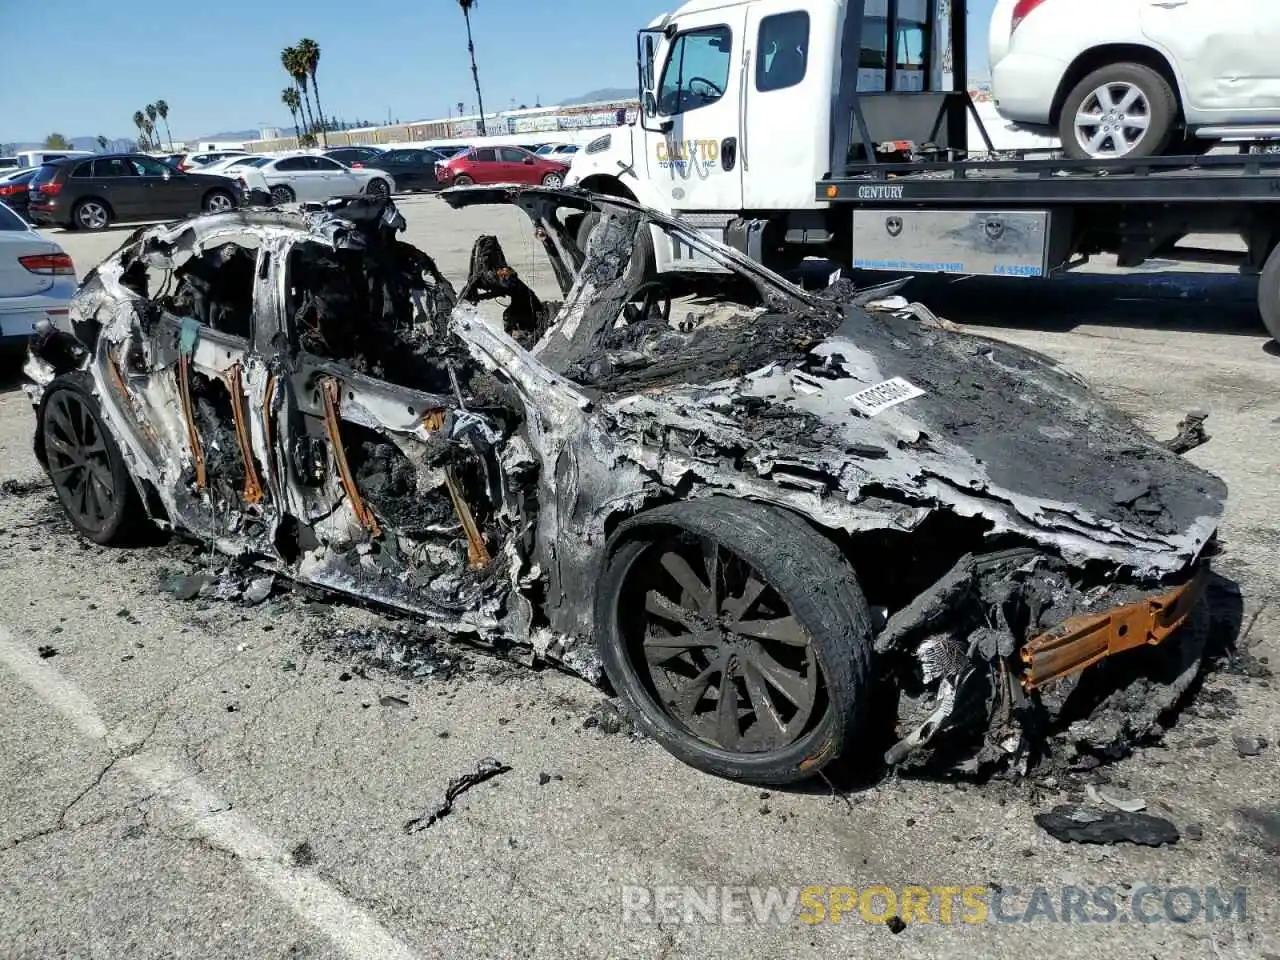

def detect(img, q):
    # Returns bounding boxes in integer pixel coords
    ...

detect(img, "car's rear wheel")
[541,172,564,188]
[269,184,295,205]
[1059,63,1177,160]
[452,174,474,187]
[594,499,874,784]
[203,189,234,213]
[365,177,390,198]
[72,199,111,231]
[38,374,145,545]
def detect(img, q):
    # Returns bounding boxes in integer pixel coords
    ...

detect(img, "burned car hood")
[603,300,1224,577]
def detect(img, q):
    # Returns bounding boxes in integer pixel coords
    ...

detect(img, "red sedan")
[436,146,569,188]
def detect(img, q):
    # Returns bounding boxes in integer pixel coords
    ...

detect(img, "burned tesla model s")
[23,188,1226,784]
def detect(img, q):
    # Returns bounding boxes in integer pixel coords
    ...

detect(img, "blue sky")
[0,0,998,142]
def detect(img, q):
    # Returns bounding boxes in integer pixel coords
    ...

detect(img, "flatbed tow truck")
[565,0,1280,341]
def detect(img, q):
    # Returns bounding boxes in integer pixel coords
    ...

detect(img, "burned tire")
[594,498,874,784]
[269,184,295,205]
[576,210,655,281]
[1258,242,1280,344]
[37,373,145,545]
[1059,63,1176,160]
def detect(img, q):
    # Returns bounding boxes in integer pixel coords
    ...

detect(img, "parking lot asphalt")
[0,194,1277,959]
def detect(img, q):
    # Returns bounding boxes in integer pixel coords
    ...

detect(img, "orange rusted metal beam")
[221,364,264,505]
[176,355,207,490]
[319,377,381,538]
[444,471,491,570]
[1020,568,1209,690]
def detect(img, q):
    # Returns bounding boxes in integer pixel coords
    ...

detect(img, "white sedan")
[236,155,395,205]
[196,155,268,178]
[0,202,76,346]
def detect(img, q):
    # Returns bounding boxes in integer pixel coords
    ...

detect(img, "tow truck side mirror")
[643,91,658,118]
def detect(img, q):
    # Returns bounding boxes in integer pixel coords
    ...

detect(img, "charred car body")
[23,188,1226,784]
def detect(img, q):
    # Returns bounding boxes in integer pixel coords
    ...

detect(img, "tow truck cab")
[568,0,957,272]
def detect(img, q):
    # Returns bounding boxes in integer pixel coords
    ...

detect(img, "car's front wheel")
[72,199,111,231]
[452,174,475,187]
[594,499,874,784]
[1059,62,1177,160]
[38,374,146,545]
[365,177,390,198]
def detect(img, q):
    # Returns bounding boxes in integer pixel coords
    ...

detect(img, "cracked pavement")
[0,195,1277,959]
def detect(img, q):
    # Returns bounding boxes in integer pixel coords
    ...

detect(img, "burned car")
[23,188,1226,784]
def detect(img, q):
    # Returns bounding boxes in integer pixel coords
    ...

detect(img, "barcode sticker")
[848,377,926,416]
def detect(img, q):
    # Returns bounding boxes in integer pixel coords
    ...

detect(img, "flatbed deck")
[817,153,1280,205]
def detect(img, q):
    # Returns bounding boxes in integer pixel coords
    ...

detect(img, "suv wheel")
[1059,63,1177,160]
[73,199,111,231]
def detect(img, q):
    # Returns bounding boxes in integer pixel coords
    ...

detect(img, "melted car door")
[121,238,271,543]
[270,238,514,618]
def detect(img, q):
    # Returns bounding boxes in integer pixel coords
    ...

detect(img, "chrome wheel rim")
[543,174,563,187]
[207,193,232,213]
[1074,82,1151,158]
[78,202,107,229]
[270,186,292,204]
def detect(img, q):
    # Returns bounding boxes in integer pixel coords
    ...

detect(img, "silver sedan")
[237,155,395,204]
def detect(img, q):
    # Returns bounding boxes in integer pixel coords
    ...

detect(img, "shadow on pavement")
[899,271,1265,337]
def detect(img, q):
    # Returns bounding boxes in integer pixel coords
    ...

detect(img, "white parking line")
[0,625,423,960]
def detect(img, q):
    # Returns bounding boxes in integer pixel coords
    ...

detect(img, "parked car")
[175,150,247,172]
[990,0,1280,158]
[194,155,267,178]
[535,143,580,162]
[356,148,445,192]
[236,154,395,204]
[0,201,75,347]
[20,189,1226,784]
[435,146,569,188]
[26,154,240,231]
[323,146,386,166]
[0,168,37,221]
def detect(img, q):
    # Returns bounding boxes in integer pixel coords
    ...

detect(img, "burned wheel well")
[574,175,637,201]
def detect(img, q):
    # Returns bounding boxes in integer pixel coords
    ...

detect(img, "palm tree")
[96,135,108,152]
[155,99,173,150]
[145,103,159,148]
[282,46,317,144]
[458,0,488,135]
[297,38,327,146]
[133,110,148,149]
[282,88,302,145]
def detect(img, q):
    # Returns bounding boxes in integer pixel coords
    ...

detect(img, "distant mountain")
[559,87,636,106]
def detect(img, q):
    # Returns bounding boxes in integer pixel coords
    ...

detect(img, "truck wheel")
[593,499,874,784]
[1059,63,1176,160]
[1258,243,1280,344]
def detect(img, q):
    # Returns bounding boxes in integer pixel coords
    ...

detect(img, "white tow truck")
[567,0,1280,340]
